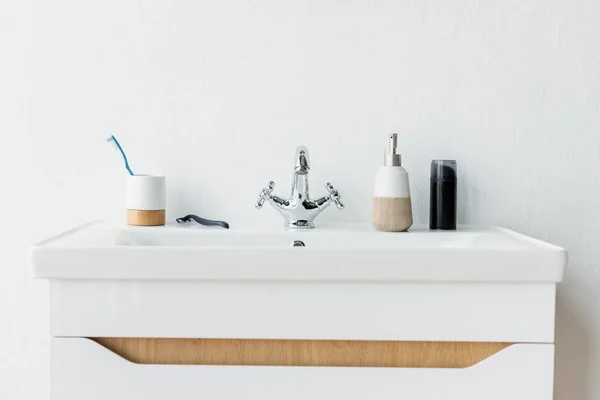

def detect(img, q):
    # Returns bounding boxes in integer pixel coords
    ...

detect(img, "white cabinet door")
[51,338,554,400]
[50,280,556,343]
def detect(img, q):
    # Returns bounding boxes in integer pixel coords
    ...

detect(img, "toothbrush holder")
[126,175,166,226]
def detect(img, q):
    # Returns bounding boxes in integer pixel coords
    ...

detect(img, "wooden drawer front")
[92,338,513,368]
[51,338,554,400]
[50,280,556,343]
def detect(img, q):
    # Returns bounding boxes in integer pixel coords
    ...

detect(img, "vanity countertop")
[30,220,567,283]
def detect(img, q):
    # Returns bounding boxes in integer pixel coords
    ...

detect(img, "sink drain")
[292,240,306,247]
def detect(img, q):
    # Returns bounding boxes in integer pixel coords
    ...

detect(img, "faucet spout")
[294,146,310,175]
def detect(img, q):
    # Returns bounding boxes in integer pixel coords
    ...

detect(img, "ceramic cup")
[125,175,166,226]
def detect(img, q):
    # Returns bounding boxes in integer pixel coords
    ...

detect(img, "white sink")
[31,221,566,282]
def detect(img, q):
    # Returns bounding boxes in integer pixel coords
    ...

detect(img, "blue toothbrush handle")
[176,214,230,229]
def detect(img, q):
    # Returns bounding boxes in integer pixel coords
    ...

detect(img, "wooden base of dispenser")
[372,196,413,232]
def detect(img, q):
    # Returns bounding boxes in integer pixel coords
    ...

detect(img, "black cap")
[431,160,457,182]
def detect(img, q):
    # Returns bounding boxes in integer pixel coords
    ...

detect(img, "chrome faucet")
[256,145,344,228]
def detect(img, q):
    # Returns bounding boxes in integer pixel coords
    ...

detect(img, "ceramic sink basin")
[30,221,566,282]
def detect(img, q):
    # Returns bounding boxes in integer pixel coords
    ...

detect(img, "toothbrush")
[107,135,134,175]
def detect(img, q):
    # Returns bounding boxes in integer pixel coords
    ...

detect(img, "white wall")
[1,0,599,398]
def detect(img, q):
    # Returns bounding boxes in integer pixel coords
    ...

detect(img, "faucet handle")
[256,181,275,209]
[325,182,344,210]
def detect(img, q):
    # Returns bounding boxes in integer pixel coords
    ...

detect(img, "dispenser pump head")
[384,133,401,166]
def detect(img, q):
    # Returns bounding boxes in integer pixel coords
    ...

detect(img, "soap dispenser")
[371,133,413,232]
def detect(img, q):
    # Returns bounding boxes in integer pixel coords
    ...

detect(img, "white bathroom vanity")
[31,221,566,400]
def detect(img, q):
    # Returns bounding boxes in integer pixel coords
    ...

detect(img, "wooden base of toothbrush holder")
[127,210,166,226]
